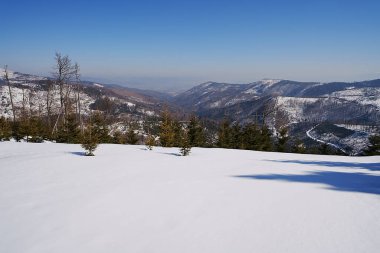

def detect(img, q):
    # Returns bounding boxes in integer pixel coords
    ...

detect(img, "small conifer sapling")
[179,130,191,156]
[81,129,98,156]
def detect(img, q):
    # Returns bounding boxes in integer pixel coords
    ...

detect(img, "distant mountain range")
[174,79,380,119]
[173,78,379,127]
[173,78,380,154]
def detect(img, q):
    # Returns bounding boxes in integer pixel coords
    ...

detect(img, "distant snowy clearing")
[0,142,379,253]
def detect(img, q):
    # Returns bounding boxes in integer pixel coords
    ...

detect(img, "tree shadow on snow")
[264,159,380,171]
[157,152,182,157]
[69,151,86,156]
[233,171,380,195]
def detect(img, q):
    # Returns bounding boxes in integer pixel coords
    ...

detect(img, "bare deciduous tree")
[45,80,54,130]
[74,63,83,134]
[3,65,16,122]
[53,52,73,108]
[52,53,74,134]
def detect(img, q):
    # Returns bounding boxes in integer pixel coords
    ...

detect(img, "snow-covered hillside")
[328,87,380,109]
[1,142,379,253]
[276,96,320,122]
[0,85,94,118]
[0,69,161,119]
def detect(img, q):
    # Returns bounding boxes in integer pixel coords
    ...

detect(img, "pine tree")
[28,117,44,143]
[81,118,98,156]
[364,135,380,155]
[0,117,12,141]
[92,112,110,143]
[11,121,23,142]
[159,110,175,147]
[319,142,330,155]
[259,125,273,151]
[230,123,243,149]
[291,139,306,154]
[56,113,80,143]
[126,127,139,144]
[179,129,191,156]
[172,120,183,147]
[145,133,156,150]
[112,130,125,144]
[217,120,232,148]
[81,129,98,156]
[276,127,289,152]
[187,115,205,147]
[16,108,28,141]
[241,123,260,150]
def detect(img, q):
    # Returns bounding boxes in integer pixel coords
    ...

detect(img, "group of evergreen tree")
[1,112,379,157]
[214,119,359,155]
[155,110,207,156]
[0,116,51,143]
[216,120,276,151]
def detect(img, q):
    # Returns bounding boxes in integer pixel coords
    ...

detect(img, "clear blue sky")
[1,0,380,91]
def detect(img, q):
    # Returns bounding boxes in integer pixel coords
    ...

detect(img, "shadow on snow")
[69,151,86,156]
[157,152,182,157]
[263,159,380,171]
[233,171,380,195]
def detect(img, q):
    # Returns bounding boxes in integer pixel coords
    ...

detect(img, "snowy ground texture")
[1,142,379,253]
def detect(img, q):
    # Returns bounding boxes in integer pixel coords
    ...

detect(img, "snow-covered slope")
[0,69,168,119]
[328,87,380,109]
[276,96,320,122]
[306,123,376,155]
[173,79,286,110]
[1,142,379,253]
[0,84,95,118]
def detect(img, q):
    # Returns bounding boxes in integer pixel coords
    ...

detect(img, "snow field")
[0,142,379,253]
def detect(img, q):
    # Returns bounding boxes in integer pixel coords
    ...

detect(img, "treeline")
[215,120,348,155]
[0,113,141,144]
[1,102,379,156]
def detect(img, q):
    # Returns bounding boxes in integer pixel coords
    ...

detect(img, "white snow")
[225,97,249,106]
[93,83,104,88]
[209,100,222,108]
[276,96,319,122]
[243,87,258,94]
[260,78,282,86]
[0,142,379,253]
[328,88,380,109]
[243,79,282,95]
